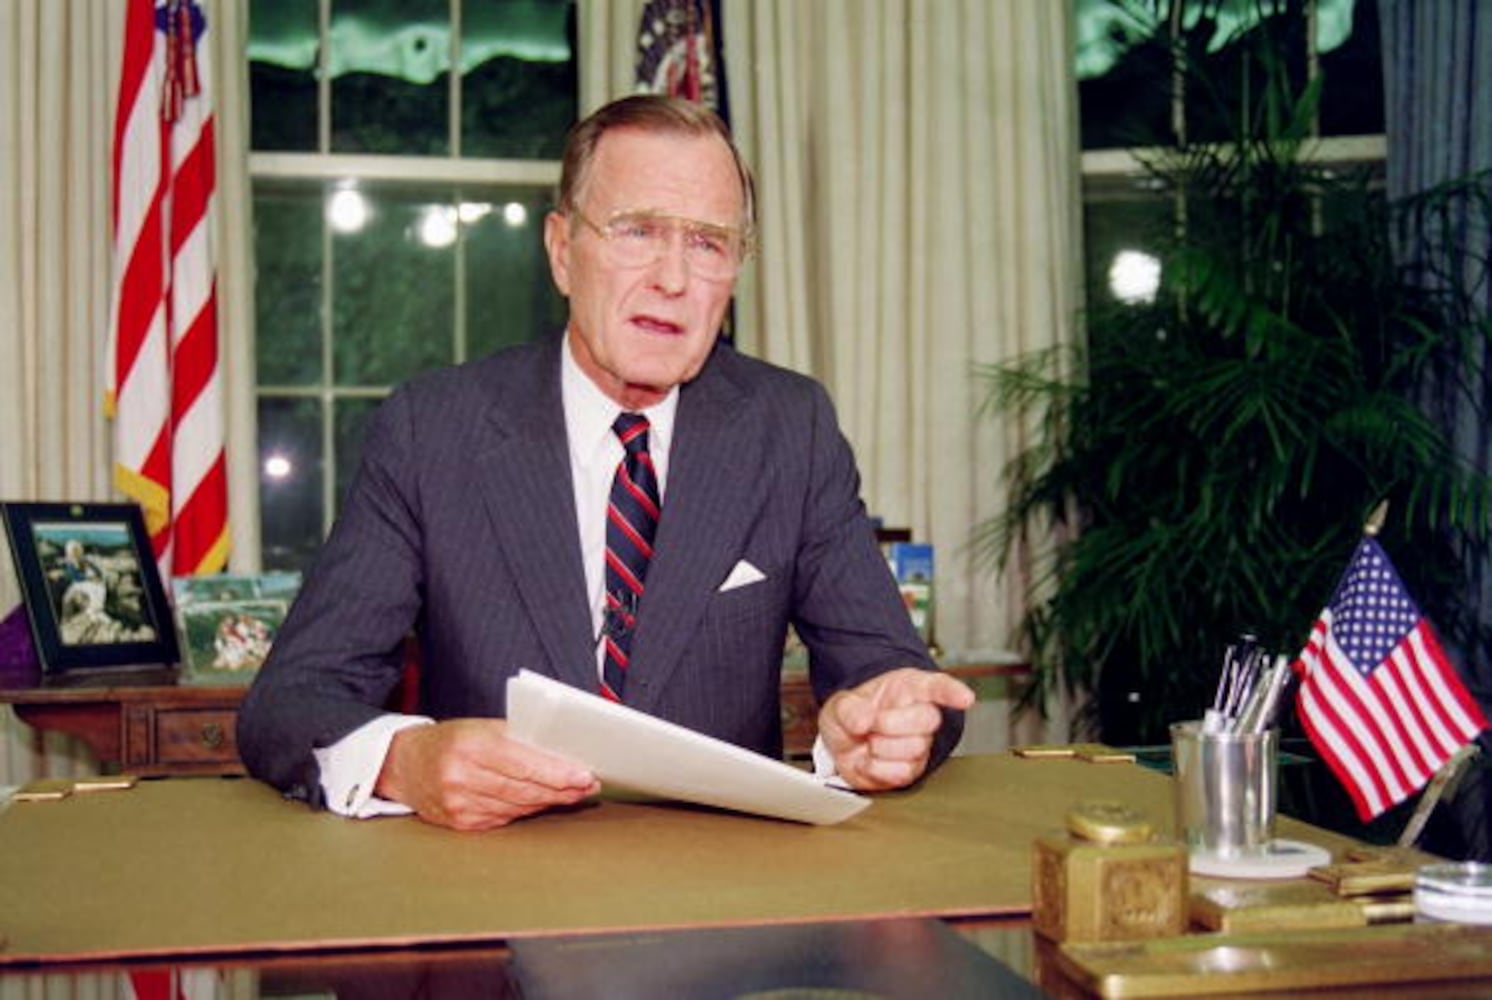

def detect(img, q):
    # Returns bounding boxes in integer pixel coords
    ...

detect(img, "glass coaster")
[1415,863,1492,924]
[1189,838,1332,879]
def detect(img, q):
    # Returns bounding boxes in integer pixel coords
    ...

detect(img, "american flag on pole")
[1292,536,1488,820]
[636,0,726,115]
[106,0,229,577]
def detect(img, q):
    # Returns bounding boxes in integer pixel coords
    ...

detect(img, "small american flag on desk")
[1292,536,1488,820]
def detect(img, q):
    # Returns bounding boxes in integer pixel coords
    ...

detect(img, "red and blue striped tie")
[601,413,661,701]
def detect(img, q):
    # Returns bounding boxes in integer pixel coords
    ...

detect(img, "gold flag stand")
[1399,742,1481,849]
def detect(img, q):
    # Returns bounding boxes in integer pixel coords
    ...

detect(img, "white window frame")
[249,0,572,550]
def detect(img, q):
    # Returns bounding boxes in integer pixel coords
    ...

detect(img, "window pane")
[259,398,325,573]
[462,0,577,158]
[1075,1,1172,150]
[252,3,576,563]
[331,0,451,155]
[1083,184,1174,308]
[1320,172,1385,232]
[249,0,319,152]
[464,190,567,355]
[254,183,325,386]
[1182,0,1310,146]
[332,187,457,386]
[1318,0,1383,136]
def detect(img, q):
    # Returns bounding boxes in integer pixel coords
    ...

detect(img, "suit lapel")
[473,343,597,694]
[626,352,765,713]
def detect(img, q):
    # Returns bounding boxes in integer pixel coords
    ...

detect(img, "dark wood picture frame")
[1,501,180,674]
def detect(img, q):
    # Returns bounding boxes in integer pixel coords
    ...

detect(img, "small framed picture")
[175,599,289,684]
[171,573,301,685]
[1,501,180,674]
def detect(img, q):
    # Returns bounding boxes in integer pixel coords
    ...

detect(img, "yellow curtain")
[724,0,1081,683]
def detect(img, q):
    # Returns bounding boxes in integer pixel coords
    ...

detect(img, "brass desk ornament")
[1032,800,1189,944]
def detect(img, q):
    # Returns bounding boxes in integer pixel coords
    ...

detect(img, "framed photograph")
[172,571,301,609]
[175,599,289,685]
[171,573,301,685]
[1,501,180,674]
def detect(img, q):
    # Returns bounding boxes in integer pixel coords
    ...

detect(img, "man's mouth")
[631,314,684,336]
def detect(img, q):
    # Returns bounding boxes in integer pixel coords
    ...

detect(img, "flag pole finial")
[1364,500,1389,537]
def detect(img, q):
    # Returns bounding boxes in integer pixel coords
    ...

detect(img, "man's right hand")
[374,718,600,831]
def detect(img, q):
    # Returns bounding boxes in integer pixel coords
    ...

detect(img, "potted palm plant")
[981,10,1492,749]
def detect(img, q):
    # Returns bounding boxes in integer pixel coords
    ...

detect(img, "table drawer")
[153,708,241,766]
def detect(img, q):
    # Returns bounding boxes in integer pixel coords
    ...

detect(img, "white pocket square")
[718,559,766,592]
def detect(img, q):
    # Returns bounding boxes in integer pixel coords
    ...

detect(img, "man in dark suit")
[237,95,974,831]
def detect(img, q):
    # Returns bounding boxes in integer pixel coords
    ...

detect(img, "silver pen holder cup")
[1170,720,1279,857]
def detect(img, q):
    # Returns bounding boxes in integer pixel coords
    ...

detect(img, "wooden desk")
[0,754,1356,964]
[0,658,1025,775]
[3,755,1486,996]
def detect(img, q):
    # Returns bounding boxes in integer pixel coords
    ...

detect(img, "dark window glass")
[330,0,451,155]
[1082,184,1174,307]
[1076,2,1173,150]
[254,183,325,385]
[464,190,568,355]
[248,0,319,152]
[461,0,577,158]
[1182,0,1310,146]
[331,186,457,385]
[259,397,325,573]
[1319,0,1384,136]
[1319,169,1386,231]
[1076,1,1381,147]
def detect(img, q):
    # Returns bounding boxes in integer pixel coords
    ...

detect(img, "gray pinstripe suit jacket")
[236,335,958,806]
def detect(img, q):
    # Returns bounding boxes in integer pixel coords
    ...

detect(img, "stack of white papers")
[505,670,869,826]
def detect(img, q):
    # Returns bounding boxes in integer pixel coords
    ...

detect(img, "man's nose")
[650,228,689,294]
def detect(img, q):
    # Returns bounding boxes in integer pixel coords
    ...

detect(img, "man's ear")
[543,210,572,297]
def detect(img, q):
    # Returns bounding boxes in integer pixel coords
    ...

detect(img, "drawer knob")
[200,722,225,749]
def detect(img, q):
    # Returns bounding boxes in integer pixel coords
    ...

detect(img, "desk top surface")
[0,752,1357,967]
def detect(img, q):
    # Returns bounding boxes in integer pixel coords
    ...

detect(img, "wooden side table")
[0,660,246,777]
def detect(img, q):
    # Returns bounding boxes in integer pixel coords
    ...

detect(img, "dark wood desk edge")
[0,913,1038,980]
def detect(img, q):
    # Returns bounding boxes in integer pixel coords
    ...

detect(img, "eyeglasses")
[569,207,751,282]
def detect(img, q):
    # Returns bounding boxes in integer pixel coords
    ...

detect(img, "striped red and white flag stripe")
[107,0,228,577]
[125,968,221,1000]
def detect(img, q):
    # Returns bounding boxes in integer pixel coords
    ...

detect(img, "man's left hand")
[817,667,976,791]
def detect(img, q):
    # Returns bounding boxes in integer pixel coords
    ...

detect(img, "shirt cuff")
[314,713,433,817]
